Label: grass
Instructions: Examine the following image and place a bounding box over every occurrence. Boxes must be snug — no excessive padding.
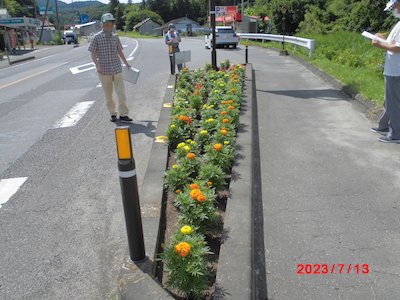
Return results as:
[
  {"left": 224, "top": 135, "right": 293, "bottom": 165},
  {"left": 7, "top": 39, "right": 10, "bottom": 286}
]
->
[{"left": 245, "top": 31, "right": 385, "bottom": 106}]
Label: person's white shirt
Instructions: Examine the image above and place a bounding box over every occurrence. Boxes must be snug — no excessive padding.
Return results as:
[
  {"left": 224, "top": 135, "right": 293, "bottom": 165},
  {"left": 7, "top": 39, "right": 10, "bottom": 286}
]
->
[{"left": 384, "top": 21, "right": 400, "bottom": 76}]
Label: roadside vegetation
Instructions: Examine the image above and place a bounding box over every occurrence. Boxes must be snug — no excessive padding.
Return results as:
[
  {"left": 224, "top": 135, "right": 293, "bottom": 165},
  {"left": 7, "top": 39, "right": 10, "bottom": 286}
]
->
[{"left": 246, "top": 31, "right": 385, "bottom": 105}]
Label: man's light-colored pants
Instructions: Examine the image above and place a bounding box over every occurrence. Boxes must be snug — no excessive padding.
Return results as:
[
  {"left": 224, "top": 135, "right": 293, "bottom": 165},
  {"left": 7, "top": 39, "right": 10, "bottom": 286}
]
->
[{"left": 98, "top": 72, "right": 129, "bottom": 116}]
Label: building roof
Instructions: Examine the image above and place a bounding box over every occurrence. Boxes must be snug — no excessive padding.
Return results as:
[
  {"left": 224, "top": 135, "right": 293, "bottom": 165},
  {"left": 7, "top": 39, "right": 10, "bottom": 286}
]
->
[
  {"left": 133, "top": 18, "right": 160, "bottom": 30},
  {"left": 157, "top": 17, "right": 200, "bottom": 30}
]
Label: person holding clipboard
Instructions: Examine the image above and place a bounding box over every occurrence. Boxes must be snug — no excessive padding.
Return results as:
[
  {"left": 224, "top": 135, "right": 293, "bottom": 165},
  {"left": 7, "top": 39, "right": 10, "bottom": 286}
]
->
[
  {"left": 369, "top": 0, "right": 400, "bottom": 143},
  {"left": 165, "top": 23, "right": 183, "bottom": 72}
]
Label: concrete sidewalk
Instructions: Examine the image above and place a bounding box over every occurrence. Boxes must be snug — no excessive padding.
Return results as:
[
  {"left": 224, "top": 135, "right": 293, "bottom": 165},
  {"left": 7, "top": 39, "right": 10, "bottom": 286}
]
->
[{"left": 251, "top": 48, "right": 400, "bottom": 299}]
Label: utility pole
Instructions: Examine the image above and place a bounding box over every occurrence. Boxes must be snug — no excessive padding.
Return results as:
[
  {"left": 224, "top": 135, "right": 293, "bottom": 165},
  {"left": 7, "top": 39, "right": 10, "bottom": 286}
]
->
[
  {"left": 210, "top": 0, "right": 217, "bottom": 70},
  {"left": 39, "top": 0, "right": 50, "bottom": 43},
  {"left": 54, "top": 0, "right": 61, "bottom": 40}
]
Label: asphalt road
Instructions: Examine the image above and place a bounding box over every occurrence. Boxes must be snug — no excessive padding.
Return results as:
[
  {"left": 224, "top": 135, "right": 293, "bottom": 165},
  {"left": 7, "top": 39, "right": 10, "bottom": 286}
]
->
[{"left": 0, "top": 37, "right": 245, "bottom": 299}]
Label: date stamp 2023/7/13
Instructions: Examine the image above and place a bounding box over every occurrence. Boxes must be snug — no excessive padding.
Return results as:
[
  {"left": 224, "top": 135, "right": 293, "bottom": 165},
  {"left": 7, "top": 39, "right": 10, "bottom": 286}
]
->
[{"left": 297, "top": 263, "right": 369, "bottom": 275}]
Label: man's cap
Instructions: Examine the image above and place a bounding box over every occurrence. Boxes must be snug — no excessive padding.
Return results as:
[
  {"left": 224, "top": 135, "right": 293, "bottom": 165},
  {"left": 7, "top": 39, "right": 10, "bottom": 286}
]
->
[
  {"left": 101, "top": 13, "right": 115, "bottom": 23},
  {"left": 168, "top": 23, "right": 176, "bottom": 29},
  {"left": 384, "top": 0, "right": 399, "bottom": 11}
]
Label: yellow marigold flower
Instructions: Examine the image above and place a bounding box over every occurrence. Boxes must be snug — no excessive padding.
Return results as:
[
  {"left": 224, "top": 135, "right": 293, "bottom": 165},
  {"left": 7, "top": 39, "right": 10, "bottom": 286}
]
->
[
  {"left": 172, "top": 164, "right": 178, "bottom": 169},
  {"left": 200, "top": 130, "right": 208, "bottom": 135},
  {"left": 190, "top": 189, "right": 202, "bottom": 200},
  {"left": 187, "top": 152, "right": 196, "bottom": 159},
  {"left": 213, "top": 143, "right": 223, "bottom": 151},
  {"left": 207, "top": 181, "right": 213, "bottom": 186},
  {"left": 186, "top": 139, "right": 192, "bottom": 143},
  {"left": 180, "top": 226, "right": 192, "bottom": 235},
  {"left": 190, "top": 141, "right": 196, "bottom": 145},
  {"left": 224, "top": 141, "right": 230, "bottom": 145},
  {"left": 170, "top": 124, "right": 176, "bottom": 129},
  {"left": 175, "top": 242, "right": 191, "bottom": 257},
  {"left": 206, "top": 118, "right": 214, "bottom": 123},
  {"left": 177, "top": 142, "right": 186, "bottom": 149},
  {"left": 184, "top": 145, "right": 191, "bottom": 152}
]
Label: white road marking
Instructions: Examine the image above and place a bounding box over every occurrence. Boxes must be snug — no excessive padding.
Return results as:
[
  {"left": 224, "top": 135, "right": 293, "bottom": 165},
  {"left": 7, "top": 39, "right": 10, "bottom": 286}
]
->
[
  {"left": 69, "top": 62, "right": 96, "bottom": 75},
  {"left": 123, "top": 44, "right": 128, "bottom": 48},
  {"left": 127, "top": 57, "right": 134, "bottom": 61},
  {"left": 167, "top": 85, "right": 174, "bottom": 89},
  {"left": 0, "top": 177, "right": 28, "bottom": 209},
  {"left": 96, "top": 83, "right": 102, "bottom": 88},
  {"left": 53, "top": 101, "right": 95, "bottom": 128},
  {"left": 129, "top": 39, "right": 139, "bottom": 58},
  {"left": 0, "top": 62, "right": 68, "bottom": 90}
]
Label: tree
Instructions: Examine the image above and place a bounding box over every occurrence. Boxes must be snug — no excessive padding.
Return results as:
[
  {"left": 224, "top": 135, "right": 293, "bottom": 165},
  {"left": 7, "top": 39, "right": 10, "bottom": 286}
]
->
[
  {"left": 115, "top": 4, "right": 125, "bottom": 30},
  {"left": 109, "top": 0, "right": 119, "bottom": 17},
  {"left": 125, "top": 5, "right": 164, "bottom": 31}
]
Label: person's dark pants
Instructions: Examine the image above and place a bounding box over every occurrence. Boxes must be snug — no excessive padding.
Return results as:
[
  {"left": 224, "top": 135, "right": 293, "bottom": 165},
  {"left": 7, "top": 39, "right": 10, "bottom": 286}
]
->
[{"left": 384, "top": 75, "right": 400, "bottom": 139}]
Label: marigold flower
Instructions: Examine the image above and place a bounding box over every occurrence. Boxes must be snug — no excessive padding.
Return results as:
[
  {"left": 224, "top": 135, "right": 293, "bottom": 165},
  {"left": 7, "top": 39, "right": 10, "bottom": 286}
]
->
[
  {"left": 190, "top": 183, "right": 199, "bottom": 189},
  {"left": 170, "top": 124, "right": 176, "bottom": 129},
  {"left": 221, "top": 129, "right": 228, "bottom": 136},
  {"left": 207, "top": 181, "right": 213, "bottom": 186},
  {"left": 172, "top": 164, "right": 178, "bottom": 169},
  {"left": 187, "top": 152, "right": 196, "bottom": 159},
  {"left": 184, "top": 146, "right": 191, "bottom": 152},
  {"left": 175, "top": 189, "right": 182, "bottom": 194},
  {"left": 190, "top": 189, "right": 202, "bottom": 199},
  {"left": 200, "top": 130, "right": 208, "bottom": 135},
  {"left": 196, "top": 194, "right": 206, "bottom": 203},
  {"left": 228, "top": 105, "right": 235, "bottom": 110},
  {"left": 180, "top": 226, "right": 192, "bottom": 235},
  {"left": 175, "top": 242, "right": 191, "bottom": 257},
  {"left": 224, "top": 141, "right": 230, "bottom": 145},
  {"left": 179, "top": 115, "right": 187, "bottom": 122},
  {"left": 222, "top": 118, "right": 230, "bottom": 124},
  {"left": 187, "top": 117, "right": 192, "bottom": 124},
  {"left": 231, "top": 88, "right": 237, "bottom": 93},
  {"left": 177, "top": 142, "right": 186, "bottom": 149},
  {"left": 190, "top": 141, "right": 196, "bottom": 145},
  {"left": 206, "top": 118, "right": 214, "bottom": 123},
  {"left": 213, "top": 143, "right": 223, "bottom": 151},
  {"left": 220, "top": 111, "right": 227, "bottom": 115}
]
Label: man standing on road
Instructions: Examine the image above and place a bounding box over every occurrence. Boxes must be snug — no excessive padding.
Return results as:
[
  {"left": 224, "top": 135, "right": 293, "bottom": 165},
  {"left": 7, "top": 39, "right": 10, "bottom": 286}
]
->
[
  {"left": 89, "top": 13, "right": 132, "bottom": 123},
  {"left": 371, "top": 0, "right": 400, "bottom": 143},
  {"left": 165, "top": 23, "right": 182, "bottom": 72}
]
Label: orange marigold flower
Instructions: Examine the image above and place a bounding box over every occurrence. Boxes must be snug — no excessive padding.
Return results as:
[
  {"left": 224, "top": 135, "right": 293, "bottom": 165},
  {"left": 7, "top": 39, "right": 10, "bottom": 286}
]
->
[
  {"left": 231, "top": 88, "right": 236, "bottom": 93},
  {"left": 196, "top": 194, "right": 206, "bottom": 203},
  {"left": 220, "top": 111, "right": 227, "bottom": 115},
  {"left": 190, "top": 183, "right": 199, "bottom": 190},
  {"left": 221, "top": 129, "right": 228, "bottom": 136},
  {"left": 175, "top": 242, "right": 191, "bottom": 257},
  {"left": 176, "top": 189, "right": 182, "bottom": 194},
  {"left": 179, "top": 115, "right": 187, "bottom": 122},
  {"left": 190, "top": 189, "right": 202, "bottom": 199},
  {"left": 187, "top": 153, "right": 196, "bottom": 159},
  {"left": 222, "top": 118, "right": 230, "bottom": 124},
  {"left": 213, "top": 143, "right": 223, "bottom": 151},
  {"left": 228, "top": 105, "right": 235, "bottom": 110}
]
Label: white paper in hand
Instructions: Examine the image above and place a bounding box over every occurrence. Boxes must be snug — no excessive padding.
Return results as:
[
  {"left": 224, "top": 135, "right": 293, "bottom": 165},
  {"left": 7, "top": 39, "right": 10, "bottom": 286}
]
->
[
  {"left": 362, "top": 31, "right": 387, "bottom": 44},
  {"left": 122, "top": 65, "right": 140, "bottom": 84}
]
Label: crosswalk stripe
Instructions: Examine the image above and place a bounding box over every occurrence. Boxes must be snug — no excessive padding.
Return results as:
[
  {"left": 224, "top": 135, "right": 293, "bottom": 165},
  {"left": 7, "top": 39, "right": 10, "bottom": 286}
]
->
[
  {"left": 0, "top": 177, "right": 28, "bottom": 209},
  {"left": 53, "top": 101, "right": 95, "bottom": 128}
]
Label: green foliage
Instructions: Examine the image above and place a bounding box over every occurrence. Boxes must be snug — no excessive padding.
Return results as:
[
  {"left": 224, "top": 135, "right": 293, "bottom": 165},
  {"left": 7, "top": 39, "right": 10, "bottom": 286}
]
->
[
  {"left": 198, "top": 163, "right": 226, "bottom": 190},
  {"left": 162, "top": 227, "right": 211, "bottom": 299},
  {"left": 5, "top": 0, "right": 38, "bottom": 17},
  {"left": 124, "top": 5, "right": 164, "bottom": 31}
]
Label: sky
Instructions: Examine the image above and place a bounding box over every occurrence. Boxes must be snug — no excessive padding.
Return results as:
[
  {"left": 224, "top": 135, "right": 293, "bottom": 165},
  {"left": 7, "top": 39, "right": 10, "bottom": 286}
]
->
[{"left": 61, "top": 0, "right": 142, "bottom": 4}]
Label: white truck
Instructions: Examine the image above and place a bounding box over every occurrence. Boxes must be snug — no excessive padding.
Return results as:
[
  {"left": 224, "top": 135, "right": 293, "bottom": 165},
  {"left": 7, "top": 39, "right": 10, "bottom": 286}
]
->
[{"left": 205, "top": 26, "right": 239, "bottom": 49}]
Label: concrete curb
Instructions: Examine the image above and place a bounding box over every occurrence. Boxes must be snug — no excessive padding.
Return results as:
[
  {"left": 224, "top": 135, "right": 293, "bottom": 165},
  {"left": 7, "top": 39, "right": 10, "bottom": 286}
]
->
[
  {"left": 9, "top": 56, "right": 35, "bottom": 65},
  {"left": 215, "top": 64, "right": 266, "bottom": 299},
  {"left": 117, "top": 75, "right": 176, "bottom": 300}
]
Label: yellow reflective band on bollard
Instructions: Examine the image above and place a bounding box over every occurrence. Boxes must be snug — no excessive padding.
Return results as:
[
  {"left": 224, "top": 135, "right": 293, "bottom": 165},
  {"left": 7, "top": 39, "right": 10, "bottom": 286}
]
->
[
  {"left": 163, "top": 103, "right": 172, "bottom": 108},
  {"left": 115, "top": 127, "right": 132, "bottom": 160},
  {"left": 155, "top": 136, "right": 168, "bottom": 143}
]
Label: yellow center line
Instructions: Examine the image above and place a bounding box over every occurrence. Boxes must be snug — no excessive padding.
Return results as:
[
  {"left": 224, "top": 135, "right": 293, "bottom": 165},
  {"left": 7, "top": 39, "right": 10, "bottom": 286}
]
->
[{"left": 0, "top": 62, "right": 69, "bottom": 90}]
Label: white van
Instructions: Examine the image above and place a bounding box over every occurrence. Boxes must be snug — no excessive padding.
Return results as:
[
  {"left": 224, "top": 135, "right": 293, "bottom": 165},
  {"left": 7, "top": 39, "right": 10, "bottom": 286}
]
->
[{"left": 205, "top": 26, "right": 239, "bottom": 49}]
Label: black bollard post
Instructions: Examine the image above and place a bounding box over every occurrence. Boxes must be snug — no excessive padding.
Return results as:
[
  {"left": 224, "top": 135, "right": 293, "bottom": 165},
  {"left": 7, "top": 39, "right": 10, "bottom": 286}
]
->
[
  {"left": 245, "top": 44, "right": 248, "bottom": 64},
  {"left": 115, "top": 126, "right": 146, "bottom": 262},
  {"left": 169, "top": 46, "right": 175, "bottom": 75}
]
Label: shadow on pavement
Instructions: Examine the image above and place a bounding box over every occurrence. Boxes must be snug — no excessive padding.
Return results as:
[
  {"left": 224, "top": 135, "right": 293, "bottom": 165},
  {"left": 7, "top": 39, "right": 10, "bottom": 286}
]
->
[{"left": 257, "top": 88, "right": 346, "bottom": 101}]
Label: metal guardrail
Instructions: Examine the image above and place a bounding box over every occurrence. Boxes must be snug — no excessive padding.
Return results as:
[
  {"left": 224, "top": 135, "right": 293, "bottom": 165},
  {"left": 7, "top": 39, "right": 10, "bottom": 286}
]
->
[{"left": 237, "top": 33, "right": 316, "bottom": 57}]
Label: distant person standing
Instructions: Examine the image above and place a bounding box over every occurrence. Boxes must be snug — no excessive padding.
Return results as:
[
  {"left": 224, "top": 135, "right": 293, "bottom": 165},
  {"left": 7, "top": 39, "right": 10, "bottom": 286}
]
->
[
  {"left": 165, "top": 23, "right": 182, "bottom": 72},
  {"left": 371, "top": 0, "right": 400, "bottom": 143},
  {"left": 89, "top": 13, "right": 132, "bottom": 123},
  {"left": 28, "top": 31, "right": 35, "bottom": 49}
]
